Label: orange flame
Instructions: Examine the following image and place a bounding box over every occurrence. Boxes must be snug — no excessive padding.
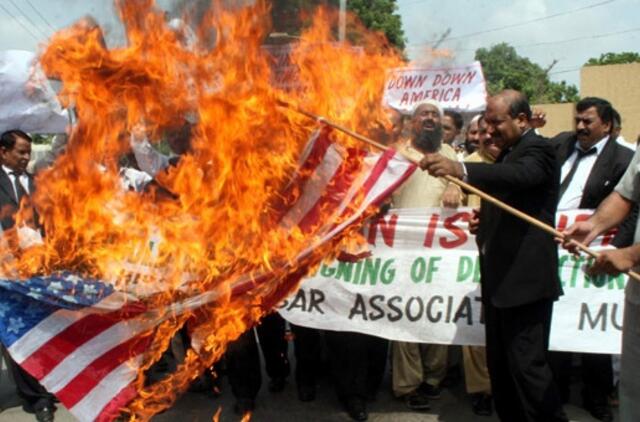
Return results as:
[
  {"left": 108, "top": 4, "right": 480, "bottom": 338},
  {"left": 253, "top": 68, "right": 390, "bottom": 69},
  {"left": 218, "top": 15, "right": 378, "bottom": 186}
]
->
[{"left": 7, "top": 0, "right": 405, "bottom": 419}]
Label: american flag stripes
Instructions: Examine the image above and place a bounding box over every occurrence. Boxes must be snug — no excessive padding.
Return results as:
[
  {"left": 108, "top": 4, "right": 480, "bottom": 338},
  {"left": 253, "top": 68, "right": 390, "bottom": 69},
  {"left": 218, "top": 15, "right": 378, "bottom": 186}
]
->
[{"left": 0, "top": 131, "right": 416, "bottom": 421}]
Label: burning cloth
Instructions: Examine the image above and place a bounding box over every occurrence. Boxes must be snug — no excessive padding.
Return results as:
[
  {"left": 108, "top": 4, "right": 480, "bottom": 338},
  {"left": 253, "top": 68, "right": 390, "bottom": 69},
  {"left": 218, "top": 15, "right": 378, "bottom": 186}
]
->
[
  {"left": 0, "top": 130, "right": 415, "bottom": 421},
  {"left": 0, "top": 0, "right": 409, "bottom": 419}
]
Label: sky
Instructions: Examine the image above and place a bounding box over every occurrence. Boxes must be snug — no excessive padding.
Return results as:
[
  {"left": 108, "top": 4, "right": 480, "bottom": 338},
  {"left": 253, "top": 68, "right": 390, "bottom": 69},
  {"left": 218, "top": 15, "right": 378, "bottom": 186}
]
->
[
  {"left": 0, "top": 0, "right": 637, "bottom": 92},
  {"left": 398, "top": 0, "right": 640, "bottom": 88}
]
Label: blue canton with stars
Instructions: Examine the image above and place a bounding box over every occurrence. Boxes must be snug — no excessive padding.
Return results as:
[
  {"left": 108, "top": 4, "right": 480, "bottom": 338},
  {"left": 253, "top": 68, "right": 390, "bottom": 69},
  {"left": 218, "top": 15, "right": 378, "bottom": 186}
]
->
[{"left": 0, "top": 272, "right": 115, "bottom": 347}]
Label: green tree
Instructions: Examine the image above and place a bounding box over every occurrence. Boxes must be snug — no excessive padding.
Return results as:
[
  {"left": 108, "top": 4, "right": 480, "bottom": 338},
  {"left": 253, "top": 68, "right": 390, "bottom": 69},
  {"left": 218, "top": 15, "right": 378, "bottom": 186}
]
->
[
  {"left": 271, "top": 0, "right": 405, "bottom": 49},
  {"left": 475, "top": 43, "right": 578, "bottom": 104},
  {"left": 586, "top": 51, "right": 640, "bottom": 66}
]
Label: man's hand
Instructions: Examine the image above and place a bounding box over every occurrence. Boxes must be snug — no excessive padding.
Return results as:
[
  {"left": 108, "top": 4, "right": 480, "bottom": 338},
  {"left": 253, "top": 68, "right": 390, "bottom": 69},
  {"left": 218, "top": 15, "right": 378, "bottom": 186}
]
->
[
  {"left": 559, "top": 221, "right": 598, "bottom": 254},
  {"left": 531, "top": 108, "right": 547, "bottom": 129},
  {"left": 469, "top": 208, "right": 480, "bottom": 235},
  {"left": 420, "top": 153, "right": 464, "bottom": 179},
  {"left": 442, "top": 184, "right": 462, "bottom": 208},
  {"left": 587, "top": 248, "right": 635, "bottom": 276}
]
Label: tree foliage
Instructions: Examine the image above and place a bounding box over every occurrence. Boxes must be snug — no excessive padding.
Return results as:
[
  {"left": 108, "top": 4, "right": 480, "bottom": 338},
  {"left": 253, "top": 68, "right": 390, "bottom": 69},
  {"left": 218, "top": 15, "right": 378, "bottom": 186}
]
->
[
  {"left": 271, "top": 0, "right": 405, "bottom": 49},
  {"left": 586, "top": 51, "right": 640, "bottom": 66},
  {"left": 475, "top": 43, "right": 578, "bottom": 104}
]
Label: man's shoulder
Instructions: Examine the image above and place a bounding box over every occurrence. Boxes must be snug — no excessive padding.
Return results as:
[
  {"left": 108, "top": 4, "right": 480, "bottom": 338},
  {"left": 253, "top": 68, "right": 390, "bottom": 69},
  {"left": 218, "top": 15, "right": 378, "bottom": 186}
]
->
[
  {"left": 439, "top": 143, "right": 458, "bottom": 160},
  {"left": 515, "top": 130, "right": 555, "bottom": 154},
  {"left": 611, "top": 136, "right": 636, "bottom": 155},
  {"left": 465, "top": 151, "right": 483, "bottom": 163}
]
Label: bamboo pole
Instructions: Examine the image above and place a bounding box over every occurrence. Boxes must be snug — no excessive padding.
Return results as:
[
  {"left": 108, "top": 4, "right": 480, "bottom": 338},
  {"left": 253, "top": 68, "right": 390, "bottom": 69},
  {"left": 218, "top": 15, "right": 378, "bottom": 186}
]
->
[{"left": 279, "top": 100, "right": 640, "bottom": 283}]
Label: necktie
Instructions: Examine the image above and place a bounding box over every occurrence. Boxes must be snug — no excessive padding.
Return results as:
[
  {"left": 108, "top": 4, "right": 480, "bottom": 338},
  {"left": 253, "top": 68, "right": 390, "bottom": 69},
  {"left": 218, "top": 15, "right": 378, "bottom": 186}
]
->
[
  {"left": 10, "top": 171, "right": 28, "bottom": 204},
  {"left": 559, "top": 147, "right": 597, "bottom": 198}
]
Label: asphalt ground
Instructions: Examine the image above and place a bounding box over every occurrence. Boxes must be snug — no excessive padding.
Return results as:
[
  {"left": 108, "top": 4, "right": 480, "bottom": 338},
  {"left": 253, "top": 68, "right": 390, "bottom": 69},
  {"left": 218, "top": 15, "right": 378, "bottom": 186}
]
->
[{"left": 0, "top": 350, "right": 615, "bottom": 422}]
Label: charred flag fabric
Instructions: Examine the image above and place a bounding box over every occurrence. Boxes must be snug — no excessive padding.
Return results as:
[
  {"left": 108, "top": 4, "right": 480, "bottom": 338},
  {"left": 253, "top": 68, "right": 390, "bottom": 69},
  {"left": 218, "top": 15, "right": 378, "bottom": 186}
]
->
[{"left": 0, "top": 132, "right": 416, "bottom": 421}]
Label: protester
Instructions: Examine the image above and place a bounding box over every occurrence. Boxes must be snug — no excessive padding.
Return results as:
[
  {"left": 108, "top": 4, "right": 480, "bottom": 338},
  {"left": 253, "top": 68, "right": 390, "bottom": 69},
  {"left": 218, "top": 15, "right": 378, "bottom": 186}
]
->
[
  {"left": 460, "top": 114, "right": 498, "bottom": 417},
  {"left": 226, "top": 313, "right": 291, "bottom": 414},
  {"left": 289, "top": 324, "right": 322, "bottom": 402},
  {"left": 325, "top": 330, "right": 388, "bottom": 421},
  {"left": 549, "top": 97, "right": 636, "bottom": 422},
  {"left": 562, "top": 143, "right": 640, "bottom": 422},
  {"left": 463, "top": 114, "right": 482, "bottom": 156},
  {"left": 0, "top": 130, "right": 55, "bottom": 422},
  {"left": 612, "top": 108, "right": 627, "bottom": 143},
  {"left": 442, "top": 109, "right": 463, "bottom": 148},
  {"left": 390, "top": 99, "right": 461, "bottom": 411},
  {"left": 420, "top": 90, "right": 566, "bottom": 422}
]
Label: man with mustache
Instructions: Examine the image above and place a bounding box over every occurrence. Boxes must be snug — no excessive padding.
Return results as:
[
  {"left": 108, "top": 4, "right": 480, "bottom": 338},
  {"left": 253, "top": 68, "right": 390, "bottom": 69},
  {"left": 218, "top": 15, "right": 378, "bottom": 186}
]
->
[
  {"left": 391, "top": 99, "right": 461, "bottom": 411},
  {"left": 420, "top": 90, "right": 566, "bottom": 421},
  {"left": 549, "top": 97, "right": 636, "bottom": 422}
]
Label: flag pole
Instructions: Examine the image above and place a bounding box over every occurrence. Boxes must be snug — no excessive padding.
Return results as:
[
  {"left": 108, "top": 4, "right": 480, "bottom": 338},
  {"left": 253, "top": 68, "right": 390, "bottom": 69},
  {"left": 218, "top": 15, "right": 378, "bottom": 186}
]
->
[{"left": 277, "top": 100, "right": 640, "bottom": 283}]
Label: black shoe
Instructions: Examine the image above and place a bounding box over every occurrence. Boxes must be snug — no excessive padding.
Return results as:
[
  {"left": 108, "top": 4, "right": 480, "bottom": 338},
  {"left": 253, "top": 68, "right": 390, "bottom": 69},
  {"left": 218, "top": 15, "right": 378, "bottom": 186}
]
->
[
  {"left": 233, "top": 398, "right": 255, "bottom": 415},
  {"left": 418, "top": 382, "right": 441, "bottom": 399},
  {"left": 297, "top": 384, "right": 316, "bottom": 402},
  {"left": 404, "top": 390, "right": 431, "bottom": 411},
  {"left": 585, "top": 403, "right": 613, "bottom": 422},
  {"left": 471, "top": 393, "right": 493, "bottom": 417},
  {"left": 35, "top": 406, "right": 55, "bottom": 422},
  {"left": 345, "top": 397, "right": 368, "bottom": 421},
  {"left": 268, "top": 377, "right": 286, "bottom": 393}
]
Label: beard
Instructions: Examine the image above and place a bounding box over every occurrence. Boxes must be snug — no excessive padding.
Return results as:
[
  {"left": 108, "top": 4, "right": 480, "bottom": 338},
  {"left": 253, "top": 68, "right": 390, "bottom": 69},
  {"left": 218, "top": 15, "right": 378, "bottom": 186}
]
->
[{"left": 413, "top": 126, "right": 443, "bottom": 153}]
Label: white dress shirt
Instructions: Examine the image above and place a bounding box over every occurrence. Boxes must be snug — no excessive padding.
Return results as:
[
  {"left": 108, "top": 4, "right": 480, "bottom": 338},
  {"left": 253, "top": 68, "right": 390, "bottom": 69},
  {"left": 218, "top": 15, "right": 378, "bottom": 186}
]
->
[
  {"left": 2, "top": 164, "right": 29, "bottom": 200},
  {"left": 557, "top": 136, "right": 608, "bottom": 210}
]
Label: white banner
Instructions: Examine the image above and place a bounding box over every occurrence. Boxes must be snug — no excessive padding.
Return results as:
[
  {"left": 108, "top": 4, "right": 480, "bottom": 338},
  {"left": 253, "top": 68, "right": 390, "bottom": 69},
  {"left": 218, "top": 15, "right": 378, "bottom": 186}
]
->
[
  {"left": 0, "top": 50, "right": 68, "bottom": 134},
  {"left": 382, "top": 62, "right": 487, "bottom": 113},
  {"left": 279, "top": 208, "right": 625, "bottom": 355}
]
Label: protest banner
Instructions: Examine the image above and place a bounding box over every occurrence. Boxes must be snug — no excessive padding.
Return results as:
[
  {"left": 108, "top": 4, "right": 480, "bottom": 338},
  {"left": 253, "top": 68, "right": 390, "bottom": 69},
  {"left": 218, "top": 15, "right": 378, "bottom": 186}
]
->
[
  {"left": 0, "top": 50, "right": 68, "bottom": 134},
  {"left": 279, "top": 207, "right": 625, "bottom": 355},
  {"left": 382, "top": 62, "right": 487, "bottom": 113}
]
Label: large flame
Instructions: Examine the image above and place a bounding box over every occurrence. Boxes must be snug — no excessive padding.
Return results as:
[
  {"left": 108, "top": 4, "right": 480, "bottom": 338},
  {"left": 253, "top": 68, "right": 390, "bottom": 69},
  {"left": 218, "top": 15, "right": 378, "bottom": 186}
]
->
[{"left": 8, "top": 0, "right": 404, "bottom": 419}]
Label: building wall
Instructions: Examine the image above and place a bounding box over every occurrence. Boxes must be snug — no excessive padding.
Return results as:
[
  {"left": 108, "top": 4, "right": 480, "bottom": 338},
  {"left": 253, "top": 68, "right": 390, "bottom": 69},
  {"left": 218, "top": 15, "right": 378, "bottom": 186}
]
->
[
  {"left": 533, "top": 102, "right": 575, "bottom": 139},
  {"left": 581, "top": 63, "right": 640, "bottom": 144}
]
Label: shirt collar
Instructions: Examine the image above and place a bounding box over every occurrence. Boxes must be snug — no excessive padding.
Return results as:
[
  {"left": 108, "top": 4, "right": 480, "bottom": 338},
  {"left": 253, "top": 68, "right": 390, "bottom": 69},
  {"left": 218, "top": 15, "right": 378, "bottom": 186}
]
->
[
  {"left": 576, "top": 135, "right": 609, "bottom": 155},
  {"left": 2, "top": 165, "right": 17, "bottom": 176}
]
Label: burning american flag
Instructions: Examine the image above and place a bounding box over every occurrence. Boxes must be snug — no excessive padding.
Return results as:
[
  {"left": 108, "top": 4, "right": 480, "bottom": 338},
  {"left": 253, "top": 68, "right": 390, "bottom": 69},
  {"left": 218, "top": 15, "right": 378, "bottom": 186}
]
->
[{"left": 0, "top": 1, "right": 410, "bottom": 420}]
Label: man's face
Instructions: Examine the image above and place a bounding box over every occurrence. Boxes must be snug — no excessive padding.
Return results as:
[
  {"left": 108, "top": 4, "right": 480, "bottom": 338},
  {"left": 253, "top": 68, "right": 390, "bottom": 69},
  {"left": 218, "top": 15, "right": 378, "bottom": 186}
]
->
[
  {"left": 478, "top": 118, "right": 501, "bottom": 160},
  {"left": 411, "top": 104, "right": 443, "bottom": 152},
  {"left": 575, "top": 106, "right": 610, "bottom": 145},
  {"left": 465, "top": 119, "right": 480, "bottom": 153},
  {"left": 1, "top": 137, "right": 31, "bottom": 173},
  {"left": 484, "top": 98, "right": 523, "bottom": 150},
  {"left": 441, "top": 115, "right": 459, "bottom": 145}
]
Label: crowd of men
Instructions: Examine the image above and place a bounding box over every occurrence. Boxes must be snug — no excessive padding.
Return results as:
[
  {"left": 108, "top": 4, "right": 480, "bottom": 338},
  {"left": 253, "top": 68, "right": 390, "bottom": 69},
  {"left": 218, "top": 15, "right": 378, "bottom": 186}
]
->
[{"left": 0, "top": 88, "right": 639, "bottom": 422}]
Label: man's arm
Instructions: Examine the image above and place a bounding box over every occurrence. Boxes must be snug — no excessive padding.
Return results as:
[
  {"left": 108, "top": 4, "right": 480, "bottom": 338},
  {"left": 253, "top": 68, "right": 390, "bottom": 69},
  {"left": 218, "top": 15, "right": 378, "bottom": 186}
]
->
[
  {"left": 420, "top": 141, "right": 556, "bottom": 193},
  {"left": 563, "top": 191, "right": 635, "bottom": 248},
  {"left": 463, "top": 141, "right": 556, "bottom": 192}
]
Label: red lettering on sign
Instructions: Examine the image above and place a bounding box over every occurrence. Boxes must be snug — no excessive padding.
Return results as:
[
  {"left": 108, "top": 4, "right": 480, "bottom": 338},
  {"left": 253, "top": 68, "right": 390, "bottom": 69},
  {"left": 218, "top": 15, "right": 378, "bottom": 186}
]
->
[
  {"left": 556, "top": 214, "right": 569, "bottom": 232},
  {"left": 440, "top": 212, "right": 470, "bottom": 248},
  {"left": 367, "top": 214, "right": 399, "bottom": 247},
  {"left": 423, "top": 213, "right": 440, "bottom": 247}
]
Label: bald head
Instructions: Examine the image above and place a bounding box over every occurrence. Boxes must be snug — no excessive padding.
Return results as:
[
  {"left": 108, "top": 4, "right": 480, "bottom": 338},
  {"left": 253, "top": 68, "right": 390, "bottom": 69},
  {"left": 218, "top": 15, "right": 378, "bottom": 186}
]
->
[{"left": 491, "top": 90, "right": 532, "bottom": 121}]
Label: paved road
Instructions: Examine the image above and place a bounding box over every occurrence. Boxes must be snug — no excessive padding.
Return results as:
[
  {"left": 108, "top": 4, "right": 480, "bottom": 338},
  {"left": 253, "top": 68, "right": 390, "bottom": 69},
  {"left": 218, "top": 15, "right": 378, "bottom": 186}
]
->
[{"left": 0, "top": 364, "right": 613, "bottom": 422}]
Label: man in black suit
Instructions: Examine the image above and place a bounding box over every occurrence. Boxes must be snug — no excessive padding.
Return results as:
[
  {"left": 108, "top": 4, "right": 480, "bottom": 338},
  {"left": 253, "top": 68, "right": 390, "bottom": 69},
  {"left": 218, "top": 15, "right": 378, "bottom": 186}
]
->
[
  {"left": 0, "top": 130, "right": 36, "bottom": 230},
  {"left": 549, "top": 98, "right": 635, "bottom": 422},
  {"left": 0, "top": 130, "right": 56, "bottom": 422},
  {"left": 420, "top": 90, "right": 566, "bottom": 421}
]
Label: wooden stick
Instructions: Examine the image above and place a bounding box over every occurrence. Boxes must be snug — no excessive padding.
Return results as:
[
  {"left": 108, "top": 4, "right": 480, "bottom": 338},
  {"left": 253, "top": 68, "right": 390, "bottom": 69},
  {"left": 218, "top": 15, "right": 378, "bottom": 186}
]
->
[{"left": 278, "top": 100, "right": 640, "bottom": 283}]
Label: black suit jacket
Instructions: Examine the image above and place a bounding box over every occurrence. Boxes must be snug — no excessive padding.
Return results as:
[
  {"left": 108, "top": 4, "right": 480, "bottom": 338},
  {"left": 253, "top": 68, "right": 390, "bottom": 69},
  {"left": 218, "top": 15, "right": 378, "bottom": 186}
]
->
[
  {"left": 0, "top": 167, "right": 36, "bottom": 230},
  {"left": 466, "top": 130, "right": 562, "bottom": 308},
  {"left": 552, "top": 131, "right": 637, "bottom": 247}
]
